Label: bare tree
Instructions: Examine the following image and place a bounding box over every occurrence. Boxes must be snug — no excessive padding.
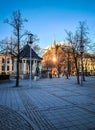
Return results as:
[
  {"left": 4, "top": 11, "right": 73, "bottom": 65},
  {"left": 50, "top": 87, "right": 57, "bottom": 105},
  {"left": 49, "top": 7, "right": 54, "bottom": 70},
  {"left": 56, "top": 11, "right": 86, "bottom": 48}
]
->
[
  {"left": 0, "top": 36, "right": 18, "bottom": 54},
  {"left": 65, "top": 31, "right": 80, "bottom": 84},
  {"left": 65, "top": 21, "right": 90, "bottom": 85},
  {"left": 4, "top": 10, "right": 28, "bottom": 87},
  {"left": 77, "top": 21, "right": 90, "bottom": 82},
  {"left": 32, "top": 35, "right": 42, "bottom": 56}
]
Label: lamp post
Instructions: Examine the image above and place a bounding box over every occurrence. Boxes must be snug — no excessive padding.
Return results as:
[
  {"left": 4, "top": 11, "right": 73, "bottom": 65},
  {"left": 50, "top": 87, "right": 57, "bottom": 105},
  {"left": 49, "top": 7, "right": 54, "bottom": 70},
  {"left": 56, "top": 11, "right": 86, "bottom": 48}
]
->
[
  {"left": 28, "top": 33, "right": 33, "bottom": 87},
  {"left": 80, "top": 44, "right": 84, "bottom": 86}
]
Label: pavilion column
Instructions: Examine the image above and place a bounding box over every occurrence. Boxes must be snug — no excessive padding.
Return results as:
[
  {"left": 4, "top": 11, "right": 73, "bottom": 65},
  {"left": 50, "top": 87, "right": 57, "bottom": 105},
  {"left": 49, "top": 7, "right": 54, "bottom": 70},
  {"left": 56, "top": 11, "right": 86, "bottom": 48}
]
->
[
  {"left": 10, "top": 58, "right": 12, "bottom": 74},
  {"left": 23, "top": 59, "right": 27, "bottom": 74},
  {"left": 32, "top": 60, "right": 37, "bottom": 74},
  {"left": 14, "top": 59, "right": 17, "bottom": 74}
]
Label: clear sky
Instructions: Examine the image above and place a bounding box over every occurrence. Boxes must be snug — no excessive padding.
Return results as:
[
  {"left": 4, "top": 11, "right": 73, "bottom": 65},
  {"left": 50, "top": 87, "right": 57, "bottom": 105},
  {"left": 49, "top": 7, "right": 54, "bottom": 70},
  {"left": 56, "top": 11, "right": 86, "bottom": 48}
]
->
[{"left": 0, "top": 0, "right": 95, "bottom": 48}]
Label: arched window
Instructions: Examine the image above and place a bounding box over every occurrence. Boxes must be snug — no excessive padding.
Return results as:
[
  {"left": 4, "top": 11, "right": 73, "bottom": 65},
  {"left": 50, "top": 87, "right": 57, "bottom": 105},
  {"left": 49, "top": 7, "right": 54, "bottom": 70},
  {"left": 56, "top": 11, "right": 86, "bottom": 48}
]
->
[
  {"left": 7, "top": 66, "right": 10, "bottom": 71},
  {"left": 2, "top": 65, "right": 5, "bottom": 71},
  {"left": 2, "top": 58, "right": 5, "bottom": 63}
]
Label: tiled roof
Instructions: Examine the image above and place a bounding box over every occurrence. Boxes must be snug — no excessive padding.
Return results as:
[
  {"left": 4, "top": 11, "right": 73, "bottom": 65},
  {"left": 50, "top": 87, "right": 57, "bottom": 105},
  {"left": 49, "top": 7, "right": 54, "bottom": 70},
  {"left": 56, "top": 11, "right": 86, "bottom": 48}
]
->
[{"left": 19, "top": 44, "right": 42, "bottom": 60}]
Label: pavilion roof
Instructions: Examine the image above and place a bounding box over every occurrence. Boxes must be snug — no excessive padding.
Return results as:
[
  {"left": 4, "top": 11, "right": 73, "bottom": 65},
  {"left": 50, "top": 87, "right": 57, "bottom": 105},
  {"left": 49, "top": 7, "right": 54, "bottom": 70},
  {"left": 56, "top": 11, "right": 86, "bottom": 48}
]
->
[{"left": 19, "top": 44, "right": 42, "bottom": 60}]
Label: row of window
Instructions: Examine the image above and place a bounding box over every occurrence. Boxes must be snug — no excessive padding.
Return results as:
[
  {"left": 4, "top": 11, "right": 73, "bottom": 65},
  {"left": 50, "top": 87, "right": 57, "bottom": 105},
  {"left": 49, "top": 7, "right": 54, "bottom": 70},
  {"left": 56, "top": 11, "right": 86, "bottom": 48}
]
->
[
  {"left": 1, "top": 66, "right": 13, "bottom": 71},
  {"left": 2, "top": 58, "right": 10, "bottom": 64},
  {"left": 2, "top": 66, "right": 10, "bottom": 71},
  {"left": 1, "top": 59, "right": 37, "bottom": 64}
]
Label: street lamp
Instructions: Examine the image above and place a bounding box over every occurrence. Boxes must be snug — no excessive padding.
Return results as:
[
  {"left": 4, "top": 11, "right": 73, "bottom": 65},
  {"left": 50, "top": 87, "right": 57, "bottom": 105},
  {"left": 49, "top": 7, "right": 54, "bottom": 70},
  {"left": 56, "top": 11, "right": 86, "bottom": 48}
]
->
[
  {"left": 28, "top": 33, "right": 33, "bottom": 87},
  {"left": 80, "top": 44, "right": 84, "bottom": 86}
]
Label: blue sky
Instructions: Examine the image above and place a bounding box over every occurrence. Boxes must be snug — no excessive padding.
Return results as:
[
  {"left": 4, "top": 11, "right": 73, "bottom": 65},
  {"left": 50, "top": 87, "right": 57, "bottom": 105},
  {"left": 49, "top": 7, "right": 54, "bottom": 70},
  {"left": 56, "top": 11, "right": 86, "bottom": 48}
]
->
[{"left": 0, "top": 0, "right": 95, "bottom": 48}]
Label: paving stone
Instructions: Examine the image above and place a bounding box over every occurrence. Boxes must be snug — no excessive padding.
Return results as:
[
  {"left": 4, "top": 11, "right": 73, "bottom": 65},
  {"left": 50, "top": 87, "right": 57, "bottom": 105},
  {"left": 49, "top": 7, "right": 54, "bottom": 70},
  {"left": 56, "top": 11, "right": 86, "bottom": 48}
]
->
[
  {"left": 0, "top": 76, "right": 95, "bottom": 130},
  {"left": 0, "top": 105, "right": 33, "bottom": 130}
]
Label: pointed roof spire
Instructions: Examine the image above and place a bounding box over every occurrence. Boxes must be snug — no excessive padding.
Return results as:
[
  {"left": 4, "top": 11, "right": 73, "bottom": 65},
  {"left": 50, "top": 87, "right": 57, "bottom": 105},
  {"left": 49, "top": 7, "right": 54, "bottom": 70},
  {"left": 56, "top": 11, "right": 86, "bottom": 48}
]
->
[
  {"left": 53, "top": 33, "right": 57, "bottom": 48},
  {"left": 53, "top": 40, "right": 57, "bottom": 48}
]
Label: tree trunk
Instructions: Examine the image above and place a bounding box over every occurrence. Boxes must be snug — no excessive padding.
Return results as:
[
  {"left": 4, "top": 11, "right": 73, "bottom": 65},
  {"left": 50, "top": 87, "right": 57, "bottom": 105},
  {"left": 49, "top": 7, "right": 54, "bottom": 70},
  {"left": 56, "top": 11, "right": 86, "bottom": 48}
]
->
[
  {"left": 73, "top": 50, "right": 80, "bottom": 84},
  {"left": 76, "top": 68, "right": 80, "bottom": 84},
  {"left": 67, "top": 50, "right": 70, "bottom": 78},
  {"left": 81, "top": 54, "right": 85, "bottom": 81},
  {"left": 82, "top": 65, "right": 85, "bottom": 81}
]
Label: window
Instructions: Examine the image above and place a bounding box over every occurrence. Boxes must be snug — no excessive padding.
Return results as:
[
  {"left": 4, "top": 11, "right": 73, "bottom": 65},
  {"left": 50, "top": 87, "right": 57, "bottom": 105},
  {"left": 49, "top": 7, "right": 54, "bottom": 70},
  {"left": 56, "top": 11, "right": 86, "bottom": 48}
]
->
[
  {"left": 7, "top": 58, "right": 10, "bottom": 64},
  {"left": 7, "top": 66, "right": 10, "bottom": 71},
  {"left": 2, "top": 58, "right": 5, "bottom": 63},
  {"left": 2, "top": 66, "right": 5, "bottom": 71}
]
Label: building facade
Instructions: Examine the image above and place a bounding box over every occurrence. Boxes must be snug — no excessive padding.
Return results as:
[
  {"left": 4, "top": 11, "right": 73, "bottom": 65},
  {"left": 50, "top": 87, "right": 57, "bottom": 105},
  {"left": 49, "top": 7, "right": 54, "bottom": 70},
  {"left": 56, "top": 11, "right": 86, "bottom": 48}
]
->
[
  {"left": 0, "top": 54, "right": 13, "bottom": 74},
  {"left": 0, "top": 44, "right": 42, "bottom": 78},
  {"left": 42, "top": 41, "right": 95, "bottom": 76}
]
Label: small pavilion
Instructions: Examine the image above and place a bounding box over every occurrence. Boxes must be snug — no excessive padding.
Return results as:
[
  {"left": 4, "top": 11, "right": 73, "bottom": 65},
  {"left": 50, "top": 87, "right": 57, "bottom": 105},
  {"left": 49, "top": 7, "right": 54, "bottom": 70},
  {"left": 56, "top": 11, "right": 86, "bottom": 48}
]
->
[{"left": 13, "top": 44, "right": 42, "bottom": 79}]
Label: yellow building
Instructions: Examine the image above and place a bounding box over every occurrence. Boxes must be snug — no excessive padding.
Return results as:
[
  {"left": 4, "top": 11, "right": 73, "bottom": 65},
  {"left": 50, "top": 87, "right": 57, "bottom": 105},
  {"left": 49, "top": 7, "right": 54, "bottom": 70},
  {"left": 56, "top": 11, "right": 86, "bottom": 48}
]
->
[
  {"left": 0, "top": 53, "right": 13, "bottom": 75},
  {"left": 83, "top": 53, "right": 95, "bottom": 75}
]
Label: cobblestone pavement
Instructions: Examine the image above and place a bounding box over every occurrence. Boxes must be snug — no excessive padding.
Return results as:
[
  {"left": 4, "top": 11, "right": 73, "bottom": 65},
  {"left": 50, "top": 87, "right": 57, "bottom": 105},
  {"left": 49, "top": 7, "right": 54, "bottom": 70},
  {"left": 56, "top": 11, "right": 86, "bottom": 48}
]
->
[
  {"left": 0, "top": 76, "right": 95, "bottom": 130},
  {"left": 0, "top": 105, "right": 33, "bottom": 130}
]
